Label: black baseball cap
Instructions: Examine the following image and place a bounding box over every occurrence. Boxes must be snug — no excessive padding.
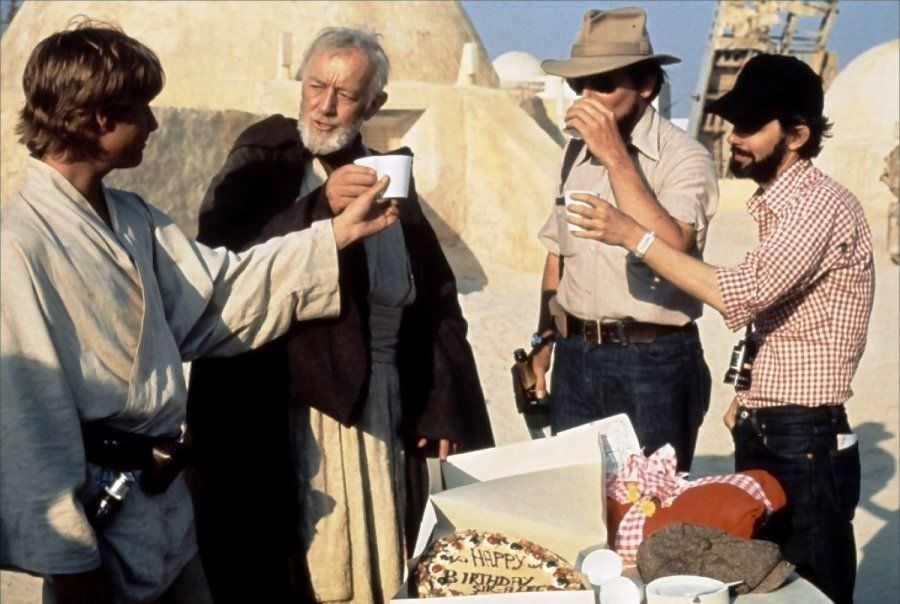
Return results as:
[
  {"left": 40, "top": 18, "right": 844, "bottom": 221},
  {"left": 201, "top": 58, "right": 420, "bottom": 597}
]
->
[{"left": 706, "top": 53, "right": 824, "bottom": 131}]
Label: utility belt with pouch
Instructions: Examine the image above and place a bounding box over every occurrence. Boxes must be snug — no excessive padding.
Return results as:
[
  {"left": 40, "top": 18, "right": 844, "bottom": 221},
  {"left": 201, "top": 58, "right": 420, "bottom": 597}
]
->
[{"left": 82, "top": 422, "right": 191, "bottom": 495}]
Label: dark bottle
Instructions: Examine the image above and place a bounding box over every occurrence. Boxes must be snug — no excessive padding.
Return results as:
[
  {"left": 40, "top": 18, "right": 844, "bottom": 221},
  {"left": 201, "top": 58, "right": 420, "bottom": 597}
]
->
[{"left": 90, "top": 472, "right": 134, "bottom": 528}]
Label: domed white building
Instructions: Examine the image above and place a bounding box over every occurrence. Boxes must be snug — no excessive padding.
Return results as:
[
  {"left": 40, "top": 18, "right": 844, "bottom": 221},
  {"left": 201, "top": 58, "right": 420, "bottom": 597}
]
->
[
  {"left": 1, "top": 1, "right": 561, "bottom": 273},
  {"left": 816, "top": 38, "right": 899, "bottom": 218},
  {"left": 493, "top": 50, "right": 575, "bottom": 135},
  {"left": 493, "top": 51, "right": 545, "bottom": 83}
]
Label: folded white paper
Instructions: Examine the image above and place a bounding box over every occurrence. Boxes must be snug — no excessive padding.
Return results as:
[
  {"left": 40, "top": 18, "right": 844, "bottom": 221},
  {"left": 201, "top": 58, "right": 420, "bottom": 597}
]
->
[
  {"left": 442, "top": 428, "right": 605, "bottom": 490},
  {"left": 429, "top": 462, "right": 607, "bottom": 565}
]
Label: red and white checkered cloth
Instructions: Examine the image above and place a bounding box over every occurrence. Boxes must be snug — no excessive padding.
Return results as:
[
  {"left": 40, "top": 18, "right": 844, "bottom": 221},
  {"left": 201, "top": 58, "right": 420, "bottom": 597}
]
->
[
  {"left": 715, "top": 159, "right": 874, "bottom": 408},
  {"left": 607, "top": 446, "right": 776, "bottom": 563}
]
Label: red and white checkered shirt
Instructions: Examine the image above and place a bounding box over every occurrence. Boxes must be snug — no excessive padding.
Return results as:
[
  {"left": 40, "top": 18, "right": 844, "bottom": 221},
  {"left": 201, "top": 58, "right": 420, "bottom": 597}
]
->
[{"left": 716, "top": 160, "right": 875, "bottom": 408}]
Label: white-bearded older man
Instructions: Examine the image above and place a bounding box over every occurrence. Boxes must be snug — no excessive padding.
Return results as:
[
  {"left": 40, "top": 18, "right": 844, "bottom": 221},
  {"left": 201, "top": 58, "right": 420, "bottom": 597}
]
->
[{"left": 187, "top": 28, "right": 493, "bottom": 604}]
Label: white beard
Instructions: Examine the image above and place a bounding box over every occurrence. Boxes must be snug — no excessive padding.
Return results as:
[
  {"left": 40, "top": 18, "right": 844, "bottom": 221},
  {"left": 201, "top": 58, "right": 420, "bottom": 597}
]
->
[{"left": 298, "top": 115, "right": 364, "bottom": 155}]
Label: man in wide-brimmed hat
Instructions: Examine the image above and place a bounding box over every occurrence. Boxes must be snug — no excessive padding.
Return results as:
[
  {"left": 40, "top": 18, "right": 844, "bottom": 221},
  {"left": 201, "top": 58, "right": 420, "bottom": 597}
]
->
[
  {"left": 531, "top": 7, "right": 718, "bottom": 471},
  {"left": 569, "top": 53, "right": 873, "bottom": 604}
]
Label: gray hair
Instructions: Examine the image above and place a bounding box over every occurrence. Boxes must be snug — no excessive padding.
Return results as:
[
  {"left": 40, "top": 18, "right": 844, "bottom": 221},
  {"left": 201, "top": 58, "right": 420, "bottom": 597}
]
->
[{"left": 299, "top": 27, "right": 390, "bottom": 106}]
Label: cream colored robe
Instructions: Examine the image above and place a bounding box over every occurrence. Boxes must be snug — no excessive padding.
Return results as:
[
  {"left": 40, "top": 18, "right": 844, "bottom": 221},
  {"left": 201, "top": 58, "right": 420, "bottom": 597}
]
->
[
  {"left": 293, "top": 158, "right": 413, "bottom": 604},
  {"left": 0, "top": 158, "right": 340, "bottom": 601}
]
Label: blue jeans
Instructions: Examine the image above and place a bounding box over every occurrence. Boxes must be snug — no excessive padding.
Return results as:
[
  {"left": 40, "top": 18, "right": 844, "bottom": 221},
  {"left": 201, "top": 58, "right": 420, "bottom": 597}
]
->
[
  {"left": 549, "top": 324, "right": 711, "bottom": 471},
  {"left": 733, "top": 405, "right": 860, "bottom": 604}
]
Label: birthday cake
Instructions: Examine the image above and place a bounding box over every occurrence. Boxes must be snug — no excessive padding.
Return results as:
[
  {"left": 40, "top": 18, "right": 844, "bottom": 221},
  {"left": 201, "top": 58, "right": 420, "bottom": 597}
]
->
[{"left": 415, "top": 529, "right": 590, "bottom": 597}]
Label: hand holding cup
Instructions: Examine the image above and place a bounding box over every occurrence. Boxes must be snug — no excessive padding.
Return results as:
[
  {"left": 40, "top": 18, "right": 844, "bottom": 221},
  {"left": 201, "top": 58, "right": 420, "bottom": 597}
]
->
[
  {"left": 566, "top": 193, "right": 643, "bottom": 248},
  {"left": 325, "top": 164, "right": 378, "bottom": 215},
  {"left": 331, "top": 176, "right": 400, "bottom": 249}
]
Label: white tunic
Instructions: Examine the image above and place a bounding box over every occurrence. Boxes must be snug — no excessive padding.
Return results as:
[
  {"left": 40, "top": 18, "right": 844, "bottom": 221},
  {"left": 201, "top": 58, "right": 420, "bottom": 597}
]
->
[{"left": 0, "top": 158, "right": 341, "bottom": 601}]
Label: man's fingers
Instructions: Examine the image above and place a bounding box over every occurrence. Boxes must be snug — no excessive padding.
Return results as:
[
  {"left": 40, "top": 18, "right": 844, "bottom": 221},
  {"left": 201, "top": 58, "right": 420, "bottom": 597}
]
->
[
  {"left": 335, "top": 164, "right": 377, "bottom": 178},
  {"left": 570, "top": 193, "right": 601, "bottom": 208},
  {"left": 336, "top": 171, "right": 379, "bottom": 186},
  {"left": 335, "top": 185, "right": 376, "bottom": 200},
  {"left": 357, "top": 175, "right": 390, "bottom": 205},
  {"left": 576, "top": 96, "right": 617, "bottom": 120},
  {"left": 567, "top": 215, "right": 595, "bottom": 233},
  {"left": 534, "top": 370, "right": 547, "bottom": 398},
  {"left": 567, "top": 102, "right": 614, "bottom": 130},
  {"left": 723, "top": 397, "right": 740, "bottom": 430},
  {"left": 438, "top": 439, "right": 451, "bottom": 461},
  {"left": 416, "top": 438, "right": 455, "bottom": 460}
]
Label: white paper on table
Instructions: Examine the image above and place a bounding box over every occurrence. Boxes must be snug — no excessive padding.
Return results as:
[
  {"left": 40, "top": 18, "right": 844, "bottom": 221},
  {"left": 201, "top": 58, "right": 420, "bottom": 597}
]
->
[
  {"left": 560, "top": 413, "right": 641, "bottom": 474},
  {"left": 442, "top": 428, "right": 604, "bottom": 490}
]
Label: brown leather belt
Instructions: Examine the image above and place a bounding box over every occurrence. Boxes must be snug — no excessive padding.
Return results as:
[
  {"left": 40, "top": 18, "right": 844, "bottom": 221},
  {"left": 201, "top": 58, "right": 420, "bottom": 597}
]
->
[{"left": 565, "top": 314, "right": 692, "bottom": 345}]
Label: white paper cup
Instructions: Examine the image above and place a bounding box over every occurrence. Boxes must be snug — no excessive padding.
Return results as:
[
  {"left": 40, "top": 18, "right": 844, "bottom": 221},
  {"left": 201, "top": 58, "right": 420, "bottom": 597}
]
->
[
  {"left": 353, "top": 154, "right": 412, "bottom": 199},
  {"left": 563, "top": 95, "right": 583, "bottom": 139},
  {"left": 600, "top": 576, "right": 642, "bottom": 604},
  {"left": 565, "top": 190, "right": 595, "bottom": 232},
  {"left": 580, "top": 548, "right": 623, "bottom": 587}
]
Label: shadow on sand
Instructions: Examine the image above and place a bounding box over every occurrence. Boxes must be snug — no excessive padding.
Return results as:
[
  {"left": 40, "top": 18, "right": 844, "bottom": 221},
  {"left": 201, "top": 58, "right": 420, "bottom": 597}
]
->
[{"left": 853, "top": 421, "right": 898, "bottom": 603}]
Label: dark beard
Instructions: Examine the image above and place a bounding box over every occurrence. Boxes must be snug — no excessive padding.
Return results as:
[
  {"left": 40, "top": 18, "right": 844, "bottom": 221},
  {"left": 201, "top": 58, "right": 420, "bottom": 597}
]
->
[{"left": 729, "top": 136, "right": 788, "bottom": 184}]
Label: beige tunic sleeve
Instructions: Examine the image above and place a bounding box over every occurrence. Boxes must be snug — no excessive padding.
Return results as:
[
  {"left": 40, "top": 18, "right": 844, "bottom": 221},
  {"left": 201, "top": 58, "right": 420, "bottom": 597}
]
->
[{"left": 141, "top": 200, "right": 341, "bottom": 361}]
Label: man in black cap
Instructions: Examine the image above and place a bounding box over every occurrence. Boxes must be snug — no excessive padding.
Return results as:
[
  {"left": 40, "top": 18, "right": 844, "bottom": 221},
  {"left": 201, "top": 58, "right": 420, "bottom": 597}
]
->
[
  {"left": 532, "top": 7, "right": 718, "bottom": 471},
  {"left": 569, "top": 53, "right": 874, "bottom": 603}
]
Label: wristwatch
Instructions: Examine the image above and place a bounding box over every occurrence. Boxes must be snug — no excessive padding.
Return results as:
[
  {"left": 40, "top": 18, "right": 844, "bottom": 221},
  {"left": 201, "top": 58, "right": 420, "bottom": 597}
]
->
[
  {"left": 531, "top": 332, "right": 555, "bottom": 348},
  {"left": 634, "top": 230, "right": 657, "bottom": 260}
]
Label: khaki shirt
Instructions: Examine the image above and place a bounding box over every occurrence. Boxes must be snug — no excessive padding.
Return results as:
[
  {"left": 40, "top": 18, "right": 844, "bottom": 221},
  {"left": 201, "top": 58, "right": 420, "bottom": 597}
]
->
[
  {"left": 0, "top": 158, "right": 340, "bottom": 599},
  {"left": 538, "top": 106, "right": 718, "bottom": 325}
]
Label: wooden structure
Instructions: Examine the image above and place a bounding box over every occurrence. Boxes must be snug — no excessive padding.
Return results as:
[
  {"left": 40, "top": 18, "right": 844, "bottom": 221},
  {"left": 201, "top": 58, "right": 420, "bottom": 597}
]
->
[{"left": 688, "top": 0, "right": 839, "bottom": 176}]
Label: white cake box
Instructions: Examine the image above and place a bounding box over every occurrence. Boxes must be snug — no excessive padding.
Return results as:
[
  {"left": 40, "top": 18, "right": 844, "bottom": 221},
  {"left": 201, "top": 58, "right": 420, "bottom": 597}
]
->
[
  {"left": 390, "top": 465, "right": 605, "bottom": 603},
  {"left": 391, "top": 427, "right": 615, "bottom": 603}
]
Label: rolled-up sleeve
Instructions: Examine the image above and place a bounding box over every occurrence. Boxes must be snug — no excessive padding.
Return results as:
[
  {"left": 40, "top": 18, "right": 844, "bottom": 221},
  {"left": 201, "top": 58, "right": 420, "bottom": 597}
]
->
[
  {"left": 656, "top": 146, "right": 719, "bottom": 233},
  {"left": 537, "top": 208, "right": 561, "bottom": 256},
  {"left": 715, "top": 191, "right": 840, "bottom": 331}
]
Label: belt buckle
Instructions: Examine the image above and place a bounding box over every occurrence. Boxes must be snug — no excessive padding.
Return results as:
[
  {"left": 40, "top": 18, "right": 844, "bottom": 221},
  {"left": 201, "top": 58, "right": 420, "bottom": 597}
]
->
[{"left": 599, "top": 322, "right": 628, "bottom": 345}]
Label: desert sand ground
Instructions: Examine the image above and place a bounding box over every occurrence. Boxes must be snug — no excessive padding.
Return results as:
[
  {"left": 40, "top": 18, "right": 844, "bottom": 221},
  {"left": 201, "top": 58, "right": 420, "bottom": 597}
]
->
[{"left": 2, "top": 209, "right": 898, "bottom": 602}]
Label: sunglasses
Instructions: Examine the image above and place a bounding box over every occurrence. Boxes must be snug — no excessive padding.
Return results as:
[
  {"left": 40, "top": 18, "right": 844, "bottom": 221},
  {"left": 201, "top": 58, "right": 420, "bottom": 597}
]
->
[{"left": 566, "top": 73, "right": 619, "bottom": 95}]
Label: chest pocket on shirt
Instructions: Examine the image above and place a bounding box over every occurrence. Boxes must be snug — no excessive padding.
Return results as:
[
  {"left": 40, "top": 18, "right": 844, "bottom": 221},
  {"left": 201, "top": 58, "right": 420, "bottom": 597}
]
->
[{"left": 624, "top": 253, "right": 661, "bottom": 303}]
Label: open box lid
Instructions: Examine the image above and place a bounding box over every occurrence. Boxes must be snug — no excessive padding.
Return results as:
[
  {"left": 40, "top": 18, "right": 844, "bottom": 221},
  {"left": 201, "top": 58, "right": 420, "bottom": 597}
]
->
[{"left": 428, "top": 462, "right": 606, "bottom": 566}]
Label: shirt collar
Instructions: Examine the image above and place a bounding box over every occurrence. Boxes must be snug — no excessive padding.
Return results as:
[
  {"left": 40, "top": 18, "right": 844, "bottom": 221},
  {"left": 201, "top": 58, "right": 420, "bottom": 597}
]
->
[
  {"left": 748, "top": 158, "right": 813, "bottom": 218},
  {"left": 25, "top": 156, "right": 99, "bottom": 213},
  {"left": 576, "top": 104, "right": 660, "bottom": 166},
  {"left": 628, "top": 105, "right": 660, "bottom": 162},
  {"left": 23, "top": 156, "right": 123, "bottom": 235}
]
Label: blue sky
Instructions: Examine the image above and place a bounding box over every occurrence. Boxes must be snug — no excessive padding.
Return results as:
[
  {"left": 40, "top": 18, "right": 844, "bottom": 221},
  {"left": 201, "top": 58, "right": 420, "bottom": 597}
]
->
[
  {"left": 3, "top": 1, "right": 897, "bottom": 119},
  {"left": 462, "top": 0, "right": 900, "bottom": 118}
]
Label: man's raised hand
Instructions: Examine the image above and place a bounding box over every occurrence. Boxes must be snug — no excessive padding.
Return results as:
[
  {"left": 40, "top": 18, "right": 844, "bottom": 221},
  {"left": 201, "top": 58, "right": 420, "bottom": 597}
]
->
[
  {"left": 566, "top": 193, "right": 643, "bottom": 248},
  {"left": 331, "top": 176, "right": 399, "bottom": 249},
  {"left": 564, "top": 97, "right": 630, "bottom": 168}
]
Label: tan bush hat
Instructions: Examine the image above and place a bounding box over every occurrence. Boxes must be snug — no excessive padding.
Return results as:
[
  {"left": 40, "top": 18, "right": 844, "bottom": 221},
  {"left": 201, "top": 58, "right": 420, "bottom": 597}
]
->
[{"left": 541, "top": 7, "right": 680, "bottom": 79}]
